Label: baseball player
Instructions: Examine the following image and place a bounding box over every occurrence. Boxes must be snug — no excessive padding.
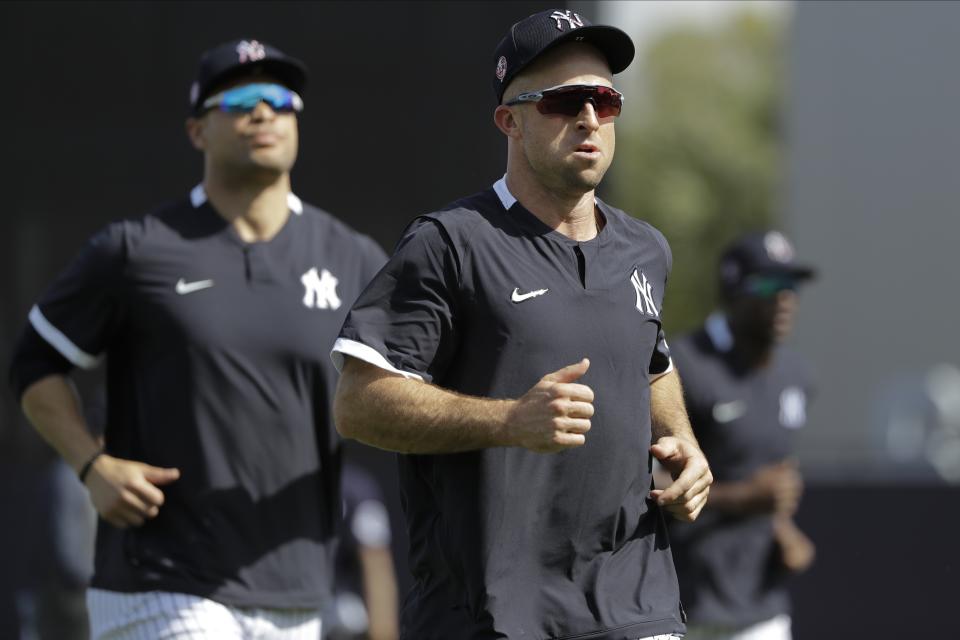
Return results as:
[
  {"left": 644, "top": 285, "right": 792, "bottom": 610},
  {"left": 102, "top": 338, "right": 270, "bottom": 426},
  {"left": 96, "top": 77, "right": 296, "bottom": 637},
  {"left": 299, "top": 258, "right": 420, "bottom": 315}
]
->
[
  {"left": 8, "top": 39, "right": 386, "bottom": 639},
  {"left": 331, "top": 9, "right": 711, "bottom": 640},
  {"left": 668, "top": 231, "right": 817, "bottom": 640},
  {"left": 326, "top": 462, "right": 399, "bottom": 640}
]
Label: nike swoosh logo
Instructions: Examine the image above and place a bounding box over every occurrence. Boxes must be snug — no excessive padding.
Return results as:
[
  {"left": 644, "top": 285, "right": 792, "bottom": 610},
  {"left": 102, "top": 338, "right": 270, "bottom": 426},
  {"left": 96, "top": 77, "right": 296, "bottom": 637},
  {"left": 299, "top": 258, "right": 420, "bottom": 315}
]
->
[
  {"left": 175, "top": 278, "right": 215, "bottom": 295},
  {"left": 712, "top": 400, "right": 747, "bottom": 423},
  {"left": 511, "top": 287, "right": 549, "bottom": 303}
]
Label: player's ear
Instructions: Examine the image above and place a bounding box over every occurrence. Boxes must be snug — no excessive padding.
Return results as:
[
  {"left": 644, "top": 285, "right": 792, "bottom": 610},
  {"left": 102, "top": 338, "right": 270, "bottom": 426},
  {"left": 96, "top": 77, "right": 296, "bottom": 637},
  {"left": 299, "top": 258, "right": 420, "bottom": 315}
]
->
[
  {"left": 185, "top": 116, "right": 206, "bottom": 151},
  {"left": 493, "top": 105, "right": 522, "bottom": 139}
]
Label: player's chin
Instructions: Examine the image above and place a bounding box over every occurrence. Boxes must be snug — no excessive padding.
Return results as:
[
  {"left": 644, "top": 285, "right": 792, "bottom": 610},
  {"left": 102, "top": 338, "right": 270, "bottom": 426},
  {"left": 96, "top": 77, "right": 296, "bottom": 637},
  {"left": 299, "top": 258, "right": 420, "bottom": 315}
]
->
[
  {"left": 773, "top": 318, "right": 793, "bottom": 342},
  {"left": 247, "top": 151, "right": 296, "bottom": 174},
  {"left": 758, "top": 324, "right": 783, "bottom": 346},
  {"left": 581, "top": 155, "right": 612, "bottom": 176},
  {"left": 563, "top": 166, "right": 606, "bottom": 191}
]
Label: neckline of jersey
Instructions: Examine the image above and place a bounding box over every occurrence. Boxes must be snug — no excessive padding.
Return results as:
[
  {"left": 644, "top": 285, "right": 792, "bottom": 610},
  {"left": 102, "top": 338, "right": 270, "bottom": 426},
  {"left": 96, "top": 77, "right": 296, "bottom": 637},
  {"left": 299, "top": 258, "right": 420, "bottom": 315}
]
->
[
  {"left": 492, "top": 177, "right": 611, "bottom": 248},
  {"left": 190, "top": 184, "right": 302, "bottom": 249}
]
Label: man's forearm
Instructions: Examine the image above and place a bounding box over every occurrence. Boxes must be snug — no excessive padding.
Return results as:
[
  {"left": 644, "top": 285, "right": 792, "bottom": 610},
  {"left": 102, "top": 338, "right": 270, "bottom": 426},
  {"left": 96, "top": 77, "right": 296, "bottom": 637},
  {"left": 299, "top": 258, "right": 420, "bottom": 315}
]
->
[
  {"left": 334, "top": 357, "right": 512, "bottom": 454},
  {"left": 360, "top": 546, "right": 399, "bottom": 640},
  {"left": 650, "top": 369, "right": 697, "bottom": 443},
  {"left": 703, "top": 481, "right": 759, "bottom": 514},
  {"left": 648, "top": 369, "right": 713, "bottom": 521},
  {"left": 21, "top": 374, "right": 101, "bottom": 473}
]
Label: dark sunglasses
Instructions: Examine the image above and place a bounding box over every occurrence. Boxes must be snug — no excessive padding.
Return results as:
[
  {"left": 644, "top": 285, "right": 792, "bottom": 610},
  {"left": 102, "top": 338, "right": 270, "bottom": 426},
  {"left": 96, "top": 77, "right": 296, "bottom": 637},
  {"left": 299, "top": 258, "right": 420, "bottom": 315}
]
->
[
  {"left": 504, "top": 84, "right": 624, "bottom": 118},
  {"left": 201, "top": 83, "right": 304, "bottom": 115},
  {"left": 742, "top": 274, "right": 798, "bottom": 299}
]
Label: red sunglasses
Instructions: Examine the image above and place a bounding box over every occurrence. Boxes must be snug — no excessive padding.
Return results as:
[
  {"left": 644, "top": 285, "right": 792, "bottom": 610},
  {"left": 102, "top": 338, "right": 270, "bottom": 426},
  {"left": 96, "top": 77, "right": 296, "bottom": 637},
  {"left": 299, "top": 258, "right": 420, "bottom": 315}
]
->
[{"left": 504, "top": 84, "right": 624, "bottom": 118}]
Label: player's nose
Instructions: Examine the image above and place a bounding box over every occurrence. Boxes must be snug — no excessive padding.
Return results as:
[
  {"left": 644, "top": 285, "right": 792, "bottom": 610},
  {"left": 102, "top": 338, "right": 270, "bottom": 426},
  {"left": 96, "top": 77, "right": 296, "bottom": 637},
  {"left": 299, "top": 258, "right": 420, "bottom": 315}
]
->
[
  {"left": 576, "top": 101, "right": 601, "bottom": 132},
  {"left": 774, "top": 289, "right": 797, "bottom": 311},
  {"left": 249, "top": 101, "right": 277, "bottom": 122}
]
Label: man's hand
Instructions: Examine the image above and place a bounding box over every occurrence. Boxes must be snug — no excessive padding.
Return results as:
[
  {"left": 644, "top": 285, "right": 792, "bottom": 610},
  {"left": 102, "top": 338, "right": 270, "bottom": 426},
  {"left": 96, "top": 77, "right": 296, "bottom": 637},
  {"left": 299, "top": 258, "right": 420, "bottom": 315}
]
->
[
  {"left": 506, "top": 359, "right": 594, "bottom": 453},
  {"left": 84, "top": 454, "right": 180, "bottom": 529},
  {"left": 650, "top": 436, "right": 713, "bottom": 522},
  {"left": 751, "top": 460, "right": 803, "bottom": 516}
]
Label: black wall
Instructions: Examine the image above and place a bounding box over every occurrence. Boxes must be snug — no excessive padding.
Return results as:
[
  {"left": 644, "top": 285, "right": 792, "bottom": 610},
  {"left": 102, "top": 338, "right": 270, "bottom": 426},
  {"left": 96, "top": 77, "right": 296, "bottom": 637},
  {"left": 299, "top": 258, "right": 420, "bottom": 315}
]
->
[{"left": 792, "top": 484, "right": 960, "bottom": 637}]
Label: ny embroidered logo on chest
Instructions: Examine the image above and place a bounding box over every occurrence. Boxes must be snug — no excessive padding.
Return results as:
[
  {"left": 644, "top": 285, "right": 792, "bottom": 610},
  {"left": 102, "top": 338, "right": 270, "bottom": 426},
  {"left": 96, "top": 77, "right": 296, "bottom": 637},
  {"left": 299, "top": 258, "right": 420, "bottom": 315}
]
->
[
  {"left": 630, "top": 269, "right": 659, "bottom": 317},
  {"left": 779, "top": 387, "right": 807, "bottom": 429},
  {"left": 301, "top": 268, "right": 341, "bottom": 310}
]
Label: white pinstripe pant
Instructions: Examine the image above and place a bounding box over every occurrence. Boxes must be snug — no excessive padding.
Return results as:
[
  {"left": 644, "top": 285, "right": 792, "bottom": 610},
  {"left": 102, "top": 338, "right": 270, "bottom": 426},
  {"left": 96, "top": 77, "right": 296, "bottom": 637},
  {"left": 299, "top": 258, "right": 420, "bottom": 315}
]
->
[
  {"left": 683, "top": 614, "right": 792, "bottom": 640},
  {"left": 87, "top": 589, "right": 322, "bottom": 640}
]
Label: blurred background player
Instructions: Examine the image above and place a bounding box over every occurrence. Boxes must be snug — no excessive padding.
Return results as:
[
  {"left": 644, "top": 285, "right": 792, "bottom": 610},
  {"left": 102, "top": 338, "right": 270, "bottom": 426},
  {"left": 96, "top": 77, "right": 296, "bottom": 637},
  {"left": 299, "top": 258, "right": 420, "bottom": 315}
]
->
[
  {"left": 667, "top": 230, "right": 817, "bottom": 640},
  {"left": 326, "top": 462, "right": 399, "bottom": 640},
  {"left": 8, "top": 39, "right": 386, "bottom": 639}
]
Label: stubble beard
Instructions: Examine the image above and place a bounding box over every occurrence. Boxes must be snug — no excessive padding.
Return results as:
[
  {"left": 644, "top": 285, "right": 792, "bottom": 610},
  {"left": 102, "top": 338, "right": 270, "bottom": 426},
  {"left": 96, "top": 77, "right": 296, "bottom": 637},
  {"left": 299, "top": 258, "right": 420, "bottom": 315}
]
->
[
  {"left": 527, "top": 151, "right": 608, "bottom": 199},
  {"left": 223, "top": 146, "right": 296, "bottom": 187},
  {"left": 548, "top": 160, "right": 607, "bottom": 199}
]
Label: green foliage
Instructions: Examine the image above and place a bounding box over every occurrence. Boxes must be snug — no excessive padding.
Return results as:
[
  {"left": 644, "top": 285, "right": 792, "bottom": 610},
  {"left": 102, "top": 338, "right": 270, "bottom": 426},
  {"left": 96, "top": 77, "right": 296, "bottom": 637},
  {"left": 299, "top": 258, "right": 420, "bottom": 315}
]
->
[{"left": 609, "top": 11, "right": 785, "bottom": 333}]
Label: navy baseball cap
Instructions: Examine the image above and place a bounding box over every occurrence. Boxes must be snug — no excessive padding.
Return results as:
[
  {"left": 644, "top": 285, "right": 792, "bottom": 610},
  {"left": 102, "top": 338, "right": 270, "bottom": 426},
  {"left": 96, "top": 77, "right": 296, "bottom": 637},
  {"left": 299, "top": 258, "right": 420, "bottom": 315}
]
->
[
  {"left": 189, "top": 39, "right": 308, "bottom": 114},
  {"left": 492, "top": 9, "right": 635, "bottom": 104},
  {"left": 719, "top": 230, "right": 816, "bottom": 292}
]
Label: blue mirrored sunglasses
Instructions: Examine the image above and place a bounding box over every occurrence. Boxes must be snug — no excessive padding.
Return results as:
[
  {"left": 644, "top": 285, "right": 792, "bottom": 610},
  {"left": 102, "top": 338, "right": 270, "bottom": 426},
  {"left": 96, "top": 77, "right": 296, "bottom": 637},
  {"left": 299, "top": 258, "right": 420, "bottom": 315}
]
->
[{"left": 202, "top": 83, "right": 304, "bottom": 114}]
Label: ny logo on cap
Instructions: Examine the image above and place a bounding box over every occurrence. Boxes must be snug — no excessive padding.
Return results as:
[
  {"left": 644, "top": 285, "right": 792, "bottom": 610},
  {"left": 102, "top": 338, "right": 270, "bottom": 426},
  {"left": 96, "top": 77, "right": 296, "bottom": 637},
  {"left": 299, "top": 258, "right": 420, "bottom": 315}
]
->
[
  {"left": 236, "top": 40, "right": 266, "bottom": 64},
  {"left": 550, "top": 10, "right": 584, "bottom": 31},
  {"left": 764, "top": 231, "right": 795, "bottom": 263}
]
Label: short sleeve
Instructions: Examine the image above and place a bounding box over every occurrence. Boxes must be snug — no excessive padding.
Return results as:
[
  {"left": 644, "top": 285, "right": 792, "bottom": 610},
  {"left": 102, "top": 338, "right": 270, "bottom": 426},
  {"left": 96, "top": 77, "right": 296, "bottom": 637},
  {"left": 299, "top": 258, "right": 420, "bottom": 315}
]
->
[
  {"left": 332, "top": 217, "right": 460, "bottom": 383},
  {"left": 648, "top": 225, "right": 673, "bottom": 381},
  {"left": 351, "top": 500, "right": 392, "bottom": 548},
  {"left": 8, "top": 324, "right": 74, "bottom": 401},
  {"left": 649, "top": 328, "right": 673, "bottom": 381},
  {"left": 28, "top": 223, "right": 128, "bottom": 369},
  {"left": 341, "top": 464, "right": 392, "bottom": 548},
  {"left": 650, "top": 224, "right": 674, "bottom": 277}
]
